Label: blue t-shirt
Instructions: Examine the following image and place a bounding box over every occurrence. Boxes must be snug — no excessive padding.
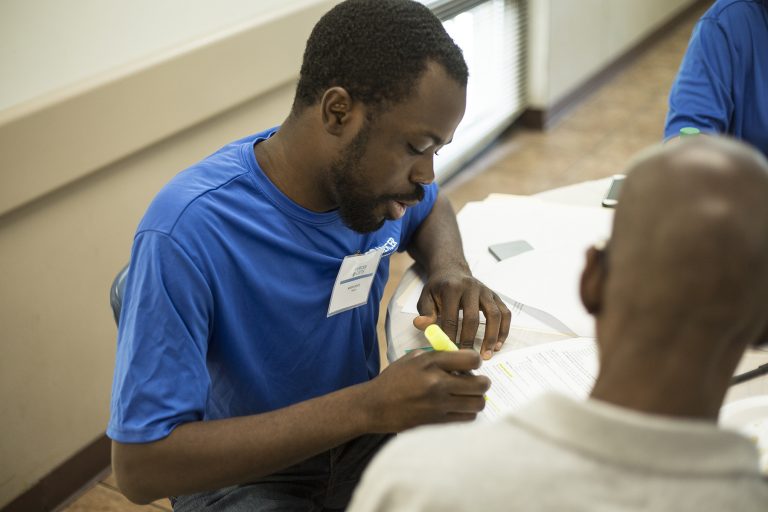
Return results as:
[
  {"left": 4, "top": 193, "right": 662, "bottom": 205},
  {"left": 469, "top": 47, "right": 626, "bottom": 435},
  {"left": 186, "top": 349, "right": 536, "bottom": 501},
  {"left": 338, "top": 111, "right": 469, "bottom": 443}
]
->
[
  {"left": 108, "top": 127, "right": 438, "bottom": 443},
  {"left": 665, "top": 0, "right": 768, "bottom": 156}
]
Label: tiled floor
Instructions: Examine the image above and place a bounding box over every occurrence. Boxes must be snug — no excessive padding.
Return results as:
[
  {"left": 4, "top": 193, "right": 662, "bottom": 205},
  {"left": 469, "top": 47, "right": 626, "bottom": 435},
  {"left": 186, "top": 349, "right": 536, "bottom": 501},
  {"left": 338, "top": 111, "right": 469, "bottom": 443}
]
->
[{"left": 60, "top": 3, "right": 705, "bottom": 510}]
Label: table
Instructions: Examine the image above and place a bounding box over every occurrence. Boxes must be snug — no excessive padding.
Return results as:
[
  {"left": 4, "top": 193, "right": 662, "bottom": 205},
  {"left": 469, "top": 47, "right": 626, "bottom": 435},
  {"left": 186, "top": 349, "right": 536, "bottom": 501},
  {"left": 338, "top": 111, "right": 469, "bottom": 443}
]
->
[
  {"left": 385, "top": 178, "right": 612, "bottom": 361},
  {"left": 385, "top": 178, "right": 768, "bottom": 404}
]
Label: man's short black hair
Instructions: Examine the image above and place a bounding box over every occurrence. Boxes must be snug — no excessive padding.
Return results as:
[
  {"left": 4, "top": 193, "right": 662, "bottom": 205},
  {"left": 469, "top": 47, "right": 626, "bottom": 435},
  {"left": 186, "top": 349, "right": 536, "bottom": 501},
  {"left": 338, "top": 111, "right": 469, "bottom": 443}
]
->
[{"left": 292, "top": 0, "right": 468, "bottom": 113}]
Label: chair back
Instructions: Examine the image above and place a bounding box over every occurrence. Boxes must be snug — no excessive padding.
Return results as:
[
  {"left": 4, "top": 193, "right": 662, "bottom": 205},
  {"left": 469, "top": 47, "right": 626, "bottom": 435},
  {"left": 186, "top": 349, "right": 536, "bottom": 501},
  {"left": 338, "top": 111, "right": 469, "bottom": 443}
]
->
[{"left": 110, "top": 265, "right": 129, "bottom": 325}]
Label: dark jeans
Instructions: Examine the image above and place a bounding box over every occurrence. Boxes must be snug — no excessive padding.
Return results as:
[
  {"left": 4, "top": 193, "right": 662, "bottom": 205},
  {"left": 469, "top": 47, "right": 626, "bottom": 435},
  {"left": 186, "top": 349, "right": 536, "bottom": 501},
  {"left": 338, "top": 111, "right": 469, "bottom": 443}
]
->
[{"left": 171, "top": 434, "right": 392, "bottom": 511}]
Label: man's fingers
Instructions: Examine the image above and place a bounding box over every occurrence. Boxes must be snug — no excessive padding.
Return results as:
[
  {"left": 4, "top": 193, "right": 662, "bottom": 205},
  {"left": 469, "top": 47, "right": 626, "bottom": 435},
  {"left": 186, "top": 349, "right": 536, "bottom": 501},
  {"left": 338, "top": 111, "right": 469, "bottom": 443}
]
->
[
  {"left": 444, "top": 394, "right": 487, "bottom": 414},
  {"left": 458, "top": 290, "right": 480, "bottom": 350},
  {"left": 428, "top": 349, "right": 483, "bottom": 373},
  {"left": 413, "top": 314, "right": 437, "bottom": 331},
  {"left": 478, "top": 291, "right": 504, "bottom": 359},
  {"left": 446, "top": 373, "right": 491, "bottom": 396},
  {"left": 398, "top": 349, "right": 425, "bottom": 361},
  {"left": 495, "top": 293, "right": 512, "bottom": 349},
  {"left": 416, "top": 290, "right": 437, "bottom": 320},
  {"left": 437, "top": 294, "right": 461, "bottom": 344},
  {"left": 442, "top": 412, "right": 481, "bottom": 423}
]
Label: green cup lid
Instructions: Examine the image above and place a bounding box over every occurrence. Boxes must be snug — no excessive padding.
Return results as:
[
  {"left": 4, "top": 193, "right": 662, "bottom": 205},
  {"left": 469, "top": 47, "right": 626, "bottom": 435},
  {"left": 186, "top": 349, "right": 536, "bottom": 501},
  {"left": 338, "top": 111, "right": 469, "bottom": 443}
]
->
[{"left": 680, "top": 127, "right": 701, "bottom": 137}]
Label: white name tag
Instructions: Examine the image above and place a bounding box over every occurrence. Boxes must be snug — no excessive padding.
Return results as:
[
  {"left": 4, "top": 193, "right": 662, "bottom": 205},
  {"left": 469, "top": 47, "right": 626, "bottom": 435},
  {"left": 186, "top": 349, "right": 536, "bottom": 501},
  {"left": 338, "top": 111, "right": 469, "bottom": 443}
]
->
[{"left": 327, "top": 249, "right": 383, "bottom": 317}]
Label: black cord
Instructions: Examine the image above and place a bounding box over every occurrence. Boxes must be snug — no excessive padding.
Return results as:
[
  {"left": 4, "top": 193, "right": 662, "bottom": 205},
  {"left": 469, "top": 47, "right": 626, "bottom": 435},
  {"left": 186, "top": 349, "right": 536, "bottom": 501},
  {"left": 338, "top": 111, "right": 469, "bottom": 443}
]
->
[{"left": 730, "top": 362, "right": 768, "bottom": 386}]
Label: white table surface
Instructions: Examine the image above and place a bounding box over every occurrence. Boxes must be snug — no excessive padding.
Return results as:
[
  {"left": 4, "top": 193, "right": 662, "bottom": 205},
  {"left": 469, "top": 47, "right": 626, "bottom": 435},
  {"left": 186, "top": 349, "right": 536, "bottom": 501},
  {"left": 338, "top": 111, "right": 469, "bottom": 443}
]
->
[{"left": 385, "top": 177, "right": 768, "bottom": 404}]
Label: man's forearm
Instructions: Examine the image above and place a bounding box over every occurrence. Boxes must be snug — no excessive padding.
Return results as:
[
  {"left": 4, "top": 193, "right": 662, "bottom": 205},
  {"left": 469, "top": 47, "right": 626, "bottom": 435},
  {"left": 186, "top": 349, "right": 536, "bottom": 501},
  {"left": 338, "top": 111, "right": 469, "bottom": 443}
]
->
[
  {"left": 408, "top": 194, "right": 470, "bottom": 274},
  {"left": 113, "top": 382, "right": 371, "bottom": 504},
  {"left": 407, "top": 193, "right": 511, "bottom": 355},
  {"left": 114, "top": 332, "right": 492, "bottom": 503}
]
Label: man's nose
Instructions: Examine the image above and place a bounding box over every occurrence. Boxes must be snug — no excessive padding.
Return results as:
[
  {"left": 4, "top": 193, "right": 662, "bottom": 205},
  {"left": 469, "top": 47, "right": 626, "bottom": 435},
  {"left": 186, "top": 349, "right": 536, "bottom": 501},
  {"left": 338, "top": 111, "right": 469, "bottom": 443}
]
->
[{"left": 410, "top": 155, "right": 435, "bottom": 185}]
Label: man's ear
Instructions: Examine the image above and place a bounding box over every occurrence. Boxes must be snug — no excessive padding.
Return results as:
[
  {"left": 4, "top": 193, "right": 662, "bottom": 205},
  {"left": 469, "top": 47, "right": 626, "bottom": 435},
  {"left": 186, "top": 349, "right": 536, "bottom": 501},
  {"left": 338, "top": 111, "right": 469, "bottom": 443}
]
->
[
  {"left": 320, "top": 87, "right": 356, "bottom": 135},
  {"left": 580, "top": 245, "right": 607, "bottom": 315}
]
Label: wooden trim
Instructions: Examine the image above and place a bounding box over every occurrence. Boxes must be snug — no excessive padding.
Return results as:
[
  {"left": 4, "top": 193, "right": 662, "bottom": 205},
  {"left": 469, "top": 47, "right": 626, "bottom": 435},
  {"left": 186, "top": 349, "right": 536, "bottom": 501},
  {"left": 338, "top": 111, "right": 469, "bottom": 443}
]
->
[
  {"left": 518, "top": 108, "right": 546, "bottom": 131},
  {"left": 521, "top": 0, "right": 710, "bottom": 131},
  {"left": 1, "top": 435, "right": 110, "bottom": 512}
]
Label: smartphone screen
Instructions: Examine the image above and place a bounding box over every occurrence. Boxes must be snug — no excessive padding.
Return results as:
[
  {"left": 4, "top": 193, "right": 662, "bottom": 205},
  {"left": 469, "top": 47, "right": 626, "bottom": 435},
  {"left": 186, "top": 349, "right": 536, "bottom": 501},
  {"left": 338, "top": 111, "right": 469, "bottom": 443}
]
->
[{"left": 602, "top": 175, "right": 625, "bottom": 208}]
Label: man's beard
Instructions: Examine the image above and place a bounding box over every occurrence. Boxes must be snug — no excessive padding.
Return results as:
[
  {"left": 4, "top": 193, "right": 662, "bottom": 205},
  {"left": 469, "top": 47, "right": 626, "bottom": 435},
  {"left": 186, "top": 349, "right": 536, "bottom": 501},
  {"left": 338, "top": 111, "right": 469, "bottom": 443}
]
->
[{"left": 330, "top": 124, "right": 424, "bottom": 233}]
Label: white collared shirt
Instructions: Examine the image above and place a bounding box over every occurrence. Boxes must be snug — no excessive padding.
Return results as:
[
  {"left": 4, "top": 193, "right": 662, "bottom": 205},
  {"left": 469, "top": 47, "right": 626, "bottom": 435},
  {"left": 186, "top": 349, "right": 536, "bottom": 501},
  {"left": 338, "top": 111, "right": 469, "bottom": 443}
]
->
[{"left": 349, "top": 393, "right": 768, "bottom": 511}]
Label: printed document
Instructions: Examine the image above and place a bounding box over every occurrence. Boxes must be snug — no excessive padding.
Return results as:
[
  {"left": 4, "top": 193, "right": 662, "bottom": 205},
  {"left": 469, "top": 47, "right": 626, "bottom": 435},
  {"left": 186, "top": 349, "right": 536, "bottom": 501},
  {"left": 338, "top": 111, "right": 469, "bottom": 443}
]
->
[{"left": 476, "top": 337, "right": 598, "bottom": 421}]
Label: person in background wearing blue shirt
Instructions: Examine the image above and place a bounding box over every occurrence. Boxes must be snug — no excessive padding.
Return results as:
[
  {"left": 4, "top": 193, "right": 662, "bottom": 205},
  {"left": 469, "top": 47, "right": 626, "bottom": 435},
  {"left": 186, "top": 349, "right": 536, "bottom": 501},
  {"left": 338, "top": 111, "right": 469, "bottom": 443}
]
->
[
  {"left": 665, "top": 0, "right": 768, "bottom": 156},
  {"left": 108, "top": 1, "right": 511, "bottom": 510}
]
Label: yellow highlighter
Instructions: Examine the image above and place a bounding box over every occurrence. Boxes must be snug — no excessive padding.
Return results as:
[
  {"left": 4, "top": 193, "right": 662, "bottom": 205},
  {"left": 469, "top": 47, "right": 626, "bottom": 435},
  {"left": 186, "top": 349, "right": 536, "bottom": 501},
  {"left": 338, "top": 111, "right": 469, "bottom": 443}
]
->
[
  {"left": 424, "top": 324, "right": 481, "bottom": 383},
  {"left": 424, "top": 324, "right": 458, "bottom": 352}
]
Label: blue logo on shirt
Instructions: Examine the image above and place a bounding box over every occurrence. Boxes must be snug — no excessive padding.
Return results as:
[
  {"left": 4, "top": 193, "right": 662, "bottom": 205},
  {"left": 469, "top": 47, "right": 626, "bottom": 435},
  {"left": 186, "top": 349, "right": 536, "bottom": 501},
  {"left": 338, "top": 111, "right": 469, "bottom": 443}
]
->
[{"left": 367, "top": 237, "right": 398, "bottom": 257}]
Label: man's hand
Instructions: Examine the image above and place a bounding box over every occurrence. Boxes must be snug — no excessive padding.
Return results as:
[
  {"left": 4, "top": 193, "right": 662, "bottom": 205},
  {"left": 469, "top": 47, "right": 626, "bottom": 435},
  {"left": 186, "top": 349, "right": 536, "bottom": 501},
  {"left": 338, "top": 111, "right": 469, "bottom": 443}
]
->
[
  {"left": 360, "top": 350, "right": 490, "bottom": 432},
  {"left": 413, "top": 269, "right": 511, "bottom": 359}
]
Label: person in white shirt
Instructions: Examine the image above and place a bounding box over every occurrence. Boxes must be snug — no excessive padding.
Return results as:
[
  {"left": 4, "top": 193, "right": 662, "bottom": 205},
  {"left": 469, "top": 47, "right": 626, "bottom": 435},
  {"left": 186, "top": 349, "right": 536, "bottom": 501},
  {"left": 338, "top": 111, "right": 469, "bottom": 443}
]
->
[{"left": 348, "top": 136, "right": 768, "bottom": 512}]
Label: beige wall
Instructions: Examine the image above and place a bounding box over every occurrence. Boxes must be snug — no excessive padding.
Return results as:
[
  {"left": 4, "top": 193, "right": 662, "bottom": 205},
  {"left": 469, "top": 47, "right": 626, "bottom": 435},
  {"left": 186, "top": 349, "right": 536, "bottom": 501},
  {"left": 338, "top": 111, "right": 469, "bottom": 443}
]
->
[
  {"left": 0, "top": 0, "right": 313, "bottom": 111},
  {"left": 528, "top": 0, "right": 697, "bottom": 108},
  {"left": 0, "top": 85, "right": 296, "bottom": 508}
]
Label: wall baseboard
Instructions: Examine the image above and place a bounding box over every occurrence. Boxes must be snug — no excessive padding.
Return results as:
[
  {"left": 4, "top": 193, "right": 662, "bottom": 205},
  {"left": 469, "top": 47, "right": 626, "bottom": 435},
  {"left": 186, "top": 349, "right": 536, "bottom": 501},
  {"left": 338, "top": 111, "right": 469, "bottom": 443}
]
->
[
  {"left": 1, "top": 435, "right": 110, "bottom": 512},
  {"left": 521, "top": 0, "right": 710, "bottom": 131}
]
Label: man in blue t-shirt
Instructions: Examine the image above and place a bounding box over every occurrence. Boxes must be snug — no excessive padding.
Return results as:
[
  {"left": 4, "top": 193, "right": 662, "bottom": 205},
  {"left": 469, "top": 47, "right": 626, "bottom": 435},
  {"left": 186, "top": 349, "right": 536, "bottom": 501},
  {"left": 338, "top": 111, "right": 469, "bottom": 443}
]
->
[
  {"left": 665, "top": 0, "right": 768, "bottom": 156},
  {"left": 109, "top": 1, "right": 512, "bottom": 509}
]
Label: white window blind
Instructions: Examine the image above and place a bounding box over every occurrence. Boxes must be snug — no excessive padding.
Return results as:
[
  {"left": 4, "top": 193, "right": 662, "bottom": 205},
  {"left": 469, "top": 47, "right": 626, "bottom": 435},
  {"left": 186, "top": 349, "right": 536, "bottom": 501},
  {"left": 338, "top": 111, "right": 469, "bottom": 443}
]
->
[{"left": 421, "top": 0, "right": 528, "bottom": 181}]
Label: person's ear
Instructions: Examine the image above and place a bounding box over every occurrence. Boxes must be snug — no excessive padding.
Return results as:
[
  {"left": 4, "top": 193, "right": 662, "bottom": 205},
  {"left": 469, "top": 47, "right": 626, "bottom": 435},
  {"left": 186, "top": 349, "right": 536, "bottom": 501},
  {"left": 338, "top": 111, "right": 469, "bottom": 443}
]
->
[
  {"left": 580, "top": 243, "right": 607, "bottom": 315},
  {"left": 320, "top": 87, "right": 355, "bottom": 135}
]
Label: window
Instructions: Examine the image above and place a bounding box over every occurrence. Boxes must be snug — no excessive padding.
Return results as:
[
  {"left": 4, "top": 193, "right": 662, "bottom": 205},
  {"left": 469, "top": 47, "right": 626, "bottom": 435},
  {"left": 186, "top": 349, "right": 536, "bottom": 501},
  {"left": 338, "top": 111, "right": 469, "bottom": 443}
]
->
[{"left": 422, "top": 0, "right": 528, "bottom": 181}]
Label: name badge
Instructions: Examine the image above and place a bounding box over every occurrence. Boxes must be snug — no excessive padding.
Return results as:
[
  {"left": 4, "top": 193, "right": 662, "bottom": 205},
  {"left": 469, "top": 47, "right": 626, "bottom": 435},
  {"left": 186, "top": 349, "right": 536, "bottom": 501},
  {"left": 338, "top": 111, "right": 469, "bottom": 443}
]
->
[{"left": 327, "top": 249, "right": 383, "bottom": 317}]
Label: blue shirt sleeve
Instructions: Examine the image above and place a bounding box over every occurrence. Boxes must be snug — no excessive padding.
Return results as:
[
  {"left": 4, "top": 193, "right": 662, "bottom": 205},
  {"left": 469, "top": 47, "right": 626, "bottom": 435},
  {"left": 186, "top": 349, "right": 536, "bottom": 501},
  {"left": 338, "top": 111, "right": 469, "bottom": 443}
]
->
[
  {"left": 665, "top": 17, "right": 735, "bottom": 139},
  {"left": 107, "top": 230, "right": 213, "bottom": 443},
  {"left": 397, "top": 182, "right": 439, "bottom": 251}
]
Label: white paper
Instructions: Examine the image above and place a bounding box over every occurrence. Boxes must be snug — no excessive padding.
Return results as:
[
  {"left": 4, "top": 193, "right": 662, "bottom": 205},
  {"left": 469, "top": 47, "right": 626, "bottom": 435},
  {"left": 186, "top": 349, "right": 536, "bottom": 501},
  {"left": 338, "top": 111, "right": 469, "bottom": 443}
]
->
[
  {"left": 393, "top": 194, "right": 610, "bottom": 351},
  {"left": 456, "top": 196, "right": 613, "bottom": 271},
  {"left": 477, "top": 337, "right": 598, "bottom": 421},
  {"left": 473, "top": 245, "right": 595, "bottom": 337}
]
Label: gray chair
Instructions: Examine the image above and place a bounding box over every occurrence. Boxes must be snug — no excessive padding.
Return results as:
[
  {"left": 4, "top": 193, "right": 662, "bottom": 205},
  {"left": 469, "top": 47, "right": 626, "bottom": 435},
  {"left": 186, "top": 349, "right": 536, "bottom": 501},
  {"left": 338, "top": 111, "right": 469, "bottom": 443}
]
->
[{"left": 110, "top": 265, "right": 129, "bottom": 325}]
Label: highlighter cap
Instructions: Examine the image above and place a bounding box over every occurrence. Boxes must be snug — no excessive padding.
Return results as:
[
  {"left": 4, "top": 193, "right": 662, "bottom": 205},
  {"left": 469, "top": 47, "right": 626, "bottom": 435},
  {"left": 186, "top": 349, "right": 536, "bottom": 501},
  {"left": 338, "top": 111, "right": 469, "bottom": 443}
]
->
[
  {"left": 679, "top": 127, "right": 701, "bottom": 138},
  {"left": 424, "top": 324, "right": 458, "bottom": 351}
]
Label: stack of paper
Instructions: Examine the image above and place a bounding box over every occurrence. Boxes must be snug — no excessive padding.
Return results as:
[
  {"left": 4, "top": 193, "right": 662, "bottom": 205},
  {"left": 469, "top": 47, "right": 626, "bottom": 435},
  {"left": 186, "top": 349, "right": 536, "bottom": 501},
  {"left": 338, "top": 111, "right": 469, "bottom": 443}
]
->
[
  {"left": 456, "top": 194, "right": 613, "bottom": 271},
  {"left": 396, "top": 194, "right": 613, "bottom": 340},
  {"left": 391, "top": 191, "right": 612, "bottom": 419},
  {"left": 477, "top": 337, "right": 599, "bottom": 421}
]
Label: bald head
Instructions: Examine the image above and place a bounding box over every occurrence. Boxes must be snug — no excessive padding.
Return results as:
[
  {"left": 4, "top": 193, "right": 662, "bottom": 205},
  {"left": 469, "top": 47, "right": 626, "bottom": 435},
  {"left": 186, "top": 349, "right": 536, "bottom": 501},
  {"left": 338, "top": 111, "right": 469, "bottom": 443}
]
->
[{"left": 602, "top": 137, "right": 768, "bottom": 349}]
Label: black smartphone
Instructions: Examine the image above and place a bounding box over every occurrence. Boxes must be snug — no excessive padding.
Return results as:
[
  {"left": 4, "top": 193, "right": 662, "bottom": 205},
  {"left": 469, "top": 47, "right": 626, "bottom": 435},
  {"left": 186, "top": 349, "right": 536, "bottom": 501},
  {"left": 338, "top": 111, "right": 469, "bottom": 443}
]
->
[{"left": 602, "top": 175, "right": 625, "bottom": 208}]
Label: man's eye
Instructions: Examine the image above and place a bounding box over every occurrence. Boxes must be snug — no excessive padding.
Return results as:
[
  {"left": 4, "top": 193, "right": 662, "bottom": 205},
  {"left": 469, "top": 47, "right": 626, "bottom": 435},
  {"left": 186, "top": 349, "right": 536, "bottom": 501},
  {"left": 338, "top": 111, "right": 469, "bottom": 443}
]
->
[{"left": 407, "top": 143, "right": 424, "bottom": 156}]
